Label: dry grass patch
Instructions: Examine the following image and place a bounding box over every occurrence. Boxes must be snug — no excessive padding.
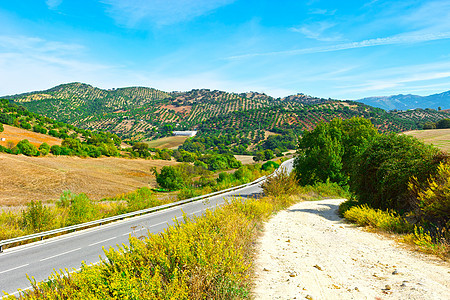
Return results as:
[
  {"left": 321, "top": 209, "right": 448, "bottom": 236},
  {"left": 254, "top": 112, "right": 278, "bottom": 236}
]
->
[
  {"left": 403, "top": 128, "right": 450, "bottom": 152},
  {"left": 0, "top": 124, "right": 62, "bottom": 148},
  {"left": 0, "top": 153, "right": 177, "bottom": 206},
  {"left": 145, "top": 136, "right": 189, "bottom": 149}
]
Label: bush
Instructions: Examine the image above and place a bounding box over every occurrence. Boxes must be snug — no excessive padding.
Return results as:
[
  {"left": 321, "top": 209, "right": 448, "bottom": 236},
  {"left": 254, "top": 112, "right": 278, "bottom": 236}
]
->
[
  {"left": 50, "top": 145, "right": 61, "bottom": 155},
  {"left": 344, "top": 204, "right": 413, "bottom": 233},
  {"left": 156, "top": 166, "right": 186, "bottom": 191},
  {"left": 16, "top": 139, "right": 38, "bottom": 156},
  {"left": 261, "top": 160, "right": 279, "bottom": 171},
  {"left": 262, "top": 167, "right": 298, "bottom": 197},
  {"left": 350, "top": 133, "right": 447, "bottom": 212},
  {"left": 67, "top": 193, "right": 98, "bottom": 225},
  {"left": 39, "top": 143, "right": 50, "bottom": 156},
  {"left": 21, "top": 201, "right": 53, "bottom": 233},
  {"left": 409, "top": 161, "right": 450, "bottom": 228},
  {"left": 0, "top": 123, "right": 3, "bottom": 132}
]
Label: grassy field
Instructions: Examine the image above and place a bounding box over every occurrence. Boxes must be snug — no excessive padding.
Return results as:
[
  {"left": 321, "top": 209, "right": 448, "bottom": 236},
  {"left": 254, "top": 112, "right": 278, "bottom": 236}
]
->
[
  {"left": 145, "top": 136, "right": 189, "bottom": 149},
  {"left": 403, "top": 128, "right": 450, "bottom": 152},
  {"left": 0, "top": 124, "right": 62, "bottom": 148},
  {"left": 0, "top": 153, "right": 177, "bottom": 206}
]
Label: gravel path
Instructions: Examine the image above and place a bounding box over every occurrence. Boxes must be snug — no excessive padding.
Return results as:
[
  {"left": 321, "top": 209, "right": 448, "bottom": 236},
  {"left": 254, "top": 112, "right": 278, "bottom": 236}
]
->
[{"left": 252, "top": 199, "right": 450, "bottom": 299}]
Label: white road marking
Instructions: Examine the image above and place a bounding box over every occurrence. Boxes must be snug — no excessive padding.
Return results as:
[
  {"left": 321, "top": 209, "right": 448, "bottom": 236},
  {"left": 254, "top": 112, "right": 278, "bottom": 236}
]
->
[
  {"left": 0, "top": 264, "right": 29, "bottom": 275},
  {"left": 88, "top": 237, "right": 116, "bottom": 247},
  {"left": 39, "top": 248, "right": 81, "bottom": 262}
]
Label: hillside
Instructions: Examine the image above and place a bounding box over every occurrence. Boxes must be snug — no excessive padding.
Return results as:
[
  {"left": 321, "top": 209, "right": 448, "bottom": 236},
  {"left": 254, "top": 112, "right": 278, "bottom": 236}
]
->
[
  {"left": 0, "top": 124, "right": 62, "bottom": 148},
  {"left": 5, "top": 83, "right": 450, "bottom": 143},
  {"left": 357, "top": 90, "right": 450, "bottom": 111},
  {"left": 0, "top": 153, "right": 176, "bottom": 206}
]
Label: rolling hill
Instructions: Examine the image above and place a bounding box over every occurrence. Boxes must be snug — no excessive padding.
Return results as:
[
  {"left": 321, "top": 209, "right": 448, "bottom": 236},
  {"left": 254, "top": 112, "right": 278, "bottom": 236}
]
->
[{"left": 3, "top": 83, "right": 450, "bottom": 142}]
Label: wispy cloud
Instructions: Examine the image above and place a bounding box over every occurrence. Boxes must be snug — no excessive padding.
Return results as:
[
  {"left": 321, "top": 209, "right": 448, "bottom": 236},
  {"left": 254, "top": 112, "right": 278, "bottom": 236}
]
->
[
  {"left": 291, "top": 21, "right": 341, "bottom": 42},
  {"left": 228, "top": 31, "right": 450, "bottom": 60},
  {"left": 101, "top": 0, "right": 235, "bottom": 27},
  {"left": 46, "top": 0, "right": 62, "bottom": 10},
  {"left": 308, "top": 8, "right": 336, "bottom": 16}
]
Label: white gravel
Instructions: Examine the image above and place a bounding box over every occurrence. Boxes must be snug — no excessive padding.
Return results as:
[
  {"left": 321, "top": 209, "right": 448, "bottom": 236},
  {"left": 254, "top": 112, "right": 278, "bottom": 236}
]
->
[{"left": 252, "top": 199, "right": 450, "bottom": 299}]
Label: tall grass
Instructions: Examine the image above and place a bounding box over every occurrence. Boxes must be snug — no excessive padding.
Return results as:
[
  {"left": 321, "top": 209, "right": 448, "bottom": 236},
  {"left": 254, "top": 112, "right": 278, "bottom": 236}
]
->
[{"left": 6, "top": 194, "right": 300, "bottom": 299}]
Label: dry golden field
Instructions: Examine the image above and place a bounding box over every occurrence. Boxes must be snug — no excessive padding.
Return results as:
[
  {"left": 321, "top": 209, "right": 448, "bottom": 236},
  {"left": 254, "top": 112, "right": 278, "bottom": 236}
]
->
[
  {"left": 402, "top": 128, "right": 450, "bottom": 153},
  {"left": 0, "top": 124, "right": 62, "bottom": 148},
  {"left": 0, "top": 153, "right": 177, "bottom": 206},
  {"left": 145, "top": 136, "right": 189, "bottom": 149}
]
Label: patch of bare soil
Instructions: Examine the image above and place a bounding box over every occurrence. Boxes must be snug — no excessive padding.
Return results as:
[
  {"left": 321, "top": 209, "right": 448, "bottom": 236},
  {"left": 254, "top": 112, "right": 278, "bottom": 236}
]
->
[
  {"left": 253, "top": 199, "right": 450, "bottom": 299},
  {"left": 0, "top": 153, "right": 177, "bottom": 206}
]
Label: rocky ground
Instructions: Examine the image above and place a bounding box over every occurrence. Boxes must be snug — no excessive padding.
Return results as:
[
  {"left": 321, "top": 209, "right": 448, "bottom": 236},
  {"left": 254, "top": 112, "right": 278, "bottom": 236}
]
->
[{"left": 252, "top": 199, "right": 450, "bottom": 300}]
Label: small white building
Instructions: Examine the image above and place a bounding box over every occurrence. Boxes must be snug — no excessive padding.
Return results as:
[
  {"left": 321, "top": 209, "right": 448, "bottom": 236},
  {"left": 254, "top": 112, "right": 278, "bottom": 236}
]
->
[
  {"left": 0, "top": 138, "right": 5, "bottom": 142},
  {"left": 173, "top": 131, "right": 197, "bottom": 137}
]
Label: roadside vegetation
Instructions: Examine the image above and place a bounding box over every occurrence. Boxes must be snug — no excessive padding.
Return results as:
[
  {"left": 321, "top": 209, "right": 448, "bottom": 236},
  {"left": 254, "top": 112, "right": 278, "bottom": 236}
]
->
[
  {"left": 294, "top": 117, "right": 449, "bottom": 258},
  {"left": 5, "top": 165, "right": 348, "bottom": 299},
  {"left": 0, "top": 160, "right": 282, "bottom": 248}
]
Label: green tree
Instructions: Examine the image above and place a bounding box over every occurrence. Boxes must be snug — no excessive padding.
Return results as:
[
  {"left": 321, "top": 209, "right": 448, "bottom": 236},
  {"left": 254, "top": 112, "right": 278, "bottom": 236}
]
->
[
  {"left": 156, "top": 166, "right": 185, "bottom": 190},
  {"left": 436, "top": 118, "right": 450, "bottom": 129},
  {"left": 50, "top": 145, "right": 62, "bottom": 155},
  {"left": 294, "top": 117, "right": 378, "bottom": 186},
  {"left": 0, "top": 123, "right": 3, "bottom": 132},
  {"left": 16, "top": 139, "right": 38, "bottom": 156},
  {"left": 39, "top": 142, "right": 50, "bottom": 156},
  {"left": 350, "top": 134, "right": 447, "bottom": 212}
]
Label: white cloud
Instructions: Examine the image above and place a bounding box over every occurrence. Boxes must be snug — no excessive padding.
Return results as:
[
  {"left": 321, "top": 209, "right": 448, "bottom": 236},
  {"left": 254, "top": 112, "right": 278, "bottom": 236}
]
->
[
  {"left": 101, "top": 0, "right": 235, "bottom": 27},
  {"left": 291, "top": 21, "right": 341, "bottom": 42},
  {"left": 46, "top": 0, "right": 62, "bottom": 10},
  {"left": 228, "top": 31, "right": 450, "bottom": 60}
]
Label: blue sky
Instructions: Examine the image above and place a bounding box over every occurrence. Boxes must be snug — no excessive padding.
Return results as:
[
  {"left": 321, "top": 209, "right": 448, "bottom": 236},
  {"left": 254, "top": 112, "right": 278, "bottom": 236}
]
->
[{"left": 1, "top": 0, "right": 449, "bottom": 99}]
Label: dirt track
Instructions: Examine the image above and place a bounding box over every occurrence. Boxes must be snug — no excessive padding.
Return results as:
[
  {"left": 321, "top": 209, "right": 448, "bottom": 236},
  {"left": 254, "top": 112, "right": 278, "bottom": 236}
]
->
[{"left": 253, "top": 199, "right": 450, "bottom": 299}]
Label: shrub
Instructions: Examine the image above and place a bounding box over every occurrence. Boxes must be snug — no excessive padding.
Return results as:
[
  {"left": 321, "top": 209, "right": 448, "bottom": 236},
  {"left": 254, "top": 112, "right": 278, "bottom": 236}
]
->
[
  {"left": 0, "top": 122, "right": 3, "bottom": 132},
  {"left": 261, "top": 160, "right": 279, "bottom": 171},
  {"left": 67, "top": 193, "right": 98, "bottom": 225},
  {"left": 21, "top": 201, "right": 53, "bottom": 233},
  {"left": 50, "top": 145, "right": 61, "bottom": 155},
  {"left": 262, "top": 167, "right": 298, "bottom": 197},
  {"left": 409, "top": 161, "right": 450, "bottom": 228},
  {"left": 39, "top": 143, "right": 50, "bottom": 156},
  {"left": 16, "top": 139, "right": 38, "bottom": 156},
  {"left": 350, "top": 133, "right": 447, "bottom": 212},
  {"left": 344, "top": 204, "right": 413, "bottom": 233},
  {"left": 156, "top": 166, "right": 186, "bottom": 191}
]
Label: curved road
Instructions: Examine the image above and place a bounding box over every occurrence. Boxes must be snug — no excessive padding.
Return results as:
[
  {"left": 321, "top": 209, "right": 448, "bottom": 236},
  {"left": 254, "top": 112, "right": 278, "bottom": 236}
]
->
[{"left": 0, "top": 159, "right": 293, "bottom": 297}]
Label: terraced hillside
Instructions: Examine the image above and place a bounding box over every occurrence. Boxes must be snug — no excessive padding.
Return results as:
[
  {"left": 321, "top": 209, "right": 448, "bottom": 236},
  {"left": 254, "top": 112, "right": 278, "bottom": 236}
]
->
[{"left": 5, "top": 83, "right": 450, "bottom": 141}]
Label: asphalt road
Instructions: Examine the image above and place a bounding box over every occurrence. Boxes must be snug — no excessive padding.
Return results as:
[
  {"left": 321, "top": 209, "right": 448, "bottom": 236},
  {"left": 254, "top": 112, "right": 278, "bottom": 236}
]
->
[{"left": 0, "top": 159, "right": 293, "bottom": 297}]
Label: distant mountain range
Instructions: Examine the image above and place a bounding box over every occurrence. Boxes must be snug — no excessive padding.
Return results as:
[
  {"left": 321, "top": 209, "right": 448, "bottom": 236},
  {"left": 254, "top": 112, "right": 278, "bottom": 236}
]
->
[
  {"left": 2, "top": 83, "right": 450, "bottom": 141},
  {"left": 356, "top": 90, "right": 450, "bottom": 111}
]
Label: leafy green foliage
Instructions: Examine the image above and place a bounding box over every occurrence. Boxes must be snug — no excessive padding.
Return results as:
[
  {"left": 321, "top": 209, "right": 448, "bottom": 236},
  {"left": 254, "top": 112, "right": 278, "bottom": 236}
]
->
[
  {"left": 0, "top": 122, "right": 3, "bottom": 132},
  {"left": 156, "top": 166, "right": 186, "bottom": 191},
  {"left": 350, "top": 133, "right": 447, "bottom": 212},
  {"left": 16, "top": 139, "right": 38, "bottom": 156},
  {"left": 38, "top": 142, "right": 50, "bottom": 155},
  {"left": 409, "top": 162, "right": 450, "bottom": 228},
  {"left": 294, "top": 117, "right": 378, "bottom": 186}
]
